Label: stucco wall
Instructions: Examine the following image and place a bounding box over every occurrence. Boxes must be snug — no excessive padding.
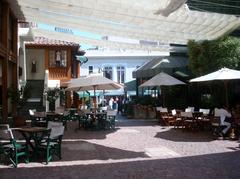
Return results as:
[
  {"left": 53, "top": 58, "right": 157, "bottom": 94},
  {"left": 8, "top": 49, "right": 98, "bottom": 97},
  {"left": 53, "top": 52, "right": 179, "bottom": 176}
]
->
[
  {"left": 80, "top": 56, "right": 153, "bottom": 83},
  {"left": 26, "top": 49, "right": 45, "bottom": 80}
]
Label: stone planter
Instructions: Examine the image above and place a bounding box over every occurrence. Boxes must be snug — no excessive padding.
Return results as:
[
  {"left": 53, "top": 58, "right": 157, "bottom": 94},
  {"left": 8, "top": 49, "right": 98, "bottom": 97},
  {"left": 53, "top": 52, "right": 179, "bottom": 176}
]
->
[
  {"left": 49, "top": 101, "right": 56, "bottom": 111},
  {"left": 147, "top": 107, "right": 156, "bottom": 119}
]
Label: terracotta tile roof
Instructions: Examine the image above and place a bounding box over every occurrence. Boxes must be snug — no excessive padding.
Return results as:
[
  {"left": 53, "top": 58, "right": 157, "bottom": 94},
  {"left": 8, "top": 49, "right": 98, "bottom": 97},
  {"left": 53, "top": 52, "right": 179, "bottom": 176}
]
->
[{"left": 26, "top": 36, "right": 79, "bottom": 47}]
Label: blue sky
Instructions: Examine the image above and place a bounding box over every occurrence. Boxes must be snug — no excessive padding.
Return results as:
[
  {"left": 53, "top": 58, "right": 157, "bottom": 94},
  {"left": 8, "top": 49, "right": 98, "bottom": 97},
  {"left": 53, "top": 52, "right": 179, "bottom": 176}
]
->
[{"left": 38, "top": 23, "right": 101, "bottom": 50}]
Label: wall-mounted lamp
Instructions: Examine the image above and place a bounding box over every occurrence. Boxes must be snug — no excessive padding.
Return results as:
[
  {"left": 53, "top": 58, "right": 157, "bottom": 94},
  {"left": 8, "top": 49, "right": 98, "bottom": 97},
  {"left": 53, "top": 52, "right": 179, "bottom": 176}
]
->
[{"left": 31, "top": 60, "right": 36, "bottom": 73}]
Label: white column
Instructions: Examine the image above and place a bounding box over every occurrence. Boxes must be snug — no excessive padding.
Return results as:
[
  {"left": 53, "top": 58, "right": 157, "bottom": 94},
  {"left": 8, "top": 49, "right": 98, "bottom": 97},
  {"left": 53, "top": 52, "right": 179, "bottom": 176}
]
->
[
  {"left": 22, "top": 42, "right": 27, "bottom": 83},
  {"left": 112, "top": 66, "right": 117, "bottom": 82}
]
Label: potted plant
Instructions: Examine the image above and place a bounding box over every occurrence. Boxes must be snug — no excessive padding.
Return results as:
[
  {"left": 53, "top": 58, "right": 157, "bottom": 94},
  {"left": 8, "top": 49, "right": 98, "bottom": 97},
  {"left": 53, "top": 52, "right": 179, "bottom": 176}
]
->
[
  {"left": 46, "top": 87, "right": 61, "bottom": 111},
  {"left": 7, "top": 84, "right": 31, "bottom": 126}
]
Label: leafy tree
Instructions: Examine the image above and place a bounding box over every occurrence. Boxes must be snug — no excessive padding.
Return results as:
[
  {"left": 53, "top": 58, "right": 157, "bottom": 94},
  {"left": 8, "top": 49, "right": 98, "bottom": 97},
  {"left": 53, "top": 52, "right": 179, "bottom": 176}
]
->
[
  {"left": 188, "top": 36, "right": 240, "bottom": 108},
  {"left": 188, "top": 36, "right": 240, "bottom": 76}
]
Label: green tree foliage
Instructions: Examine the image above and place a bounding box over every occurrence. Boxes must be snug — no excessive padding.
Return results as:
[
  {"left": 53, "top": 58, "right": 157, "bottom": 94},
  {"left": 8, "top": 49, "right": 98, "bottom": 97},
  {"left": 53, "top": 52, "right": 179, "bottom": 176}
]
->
[
  {"left": 188, "top": 36, "right": 240, "bottom": 76},
  {"left": 46, "top": 87, "right": 61, "bottom": 103},
  {"left": 8, "top": 84, "right": 31, "bottom": 108}
]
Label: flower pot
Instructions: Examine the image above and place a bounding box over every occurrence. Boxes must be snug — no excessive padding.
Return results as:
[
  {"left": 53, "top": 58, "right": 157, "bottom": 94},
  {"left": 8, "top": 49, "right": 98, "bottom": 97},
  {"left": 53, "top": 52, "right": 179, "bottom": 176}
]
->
[{"left": 49, "top": 102, "right": 56, "bottom": 111}]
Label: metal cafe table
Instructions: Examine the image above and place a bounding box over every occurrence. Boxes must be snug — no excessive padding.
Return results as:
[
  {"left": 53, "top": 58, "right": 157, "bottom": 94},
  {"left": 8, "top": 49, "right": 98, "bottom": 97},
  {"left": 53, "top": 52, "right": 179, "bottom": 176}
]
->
[{"left": 17, "top": 127, "right": 49, "bottom": 160}]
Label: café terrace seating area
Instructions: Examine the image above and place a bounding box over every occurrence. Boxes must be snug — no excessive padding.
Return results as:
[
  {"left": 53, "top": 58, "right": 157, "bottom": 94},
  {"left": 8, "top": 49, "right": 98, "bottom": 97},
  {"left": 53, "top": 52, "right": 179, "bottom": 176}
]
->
[
  {"left": 156, "top": 106, "right": 240, "bottom": 136},
  {"left": 0, "top": 112, "right": 239, "bottom": 178},
  {"left": 0, "top": 103, "right": 239, "bottom": 169},
  {"left": 0, "top": 106, "right": 118, "bottom": 167},
  {"left": 29, "top": 107, "right": 117, "bottom": 131},
  {"left": 156, "top": 107, "right": 211, "bottom": 131}
]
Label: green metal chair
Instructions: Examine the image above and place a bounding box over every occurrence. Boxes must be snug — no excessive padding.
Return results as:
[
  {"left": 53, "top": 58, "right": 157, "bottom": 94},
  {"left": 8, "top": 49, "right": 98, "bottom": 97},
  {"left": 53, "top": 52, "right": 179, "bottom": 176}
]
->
[
  {"left": 37, "top": 126, "right": 65, "bottom": 164},
  {"left": 0, "top": 124, "right": 29, "bottom": 167},
  {"left": 77, "top": 111, "right": 88, "bottom": 129},
  {"left": 106, "top": 110, "right": 117, "bottom": 129}
]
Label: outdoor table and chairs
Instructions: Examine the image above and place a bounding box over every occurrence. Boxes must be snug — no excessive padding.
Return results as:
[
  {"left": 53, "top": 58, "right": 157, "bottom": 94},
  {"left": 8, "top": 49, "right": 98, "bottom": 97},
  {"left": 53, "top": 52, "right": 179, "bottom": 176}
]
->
[
  {"left": 15, "top": 122, "right": 65, "bottom": 164},
  {"left": 180, "top": 111, "right": 200, "bottom": 131},
  {"left": 78, "top": 109, "right": 117, "bottom": 130},
  {"left": 0, "top": 124, "right": 29, "bottom": 167},
  {"left": 46, "top": 111, "right": 64, "bottom": 120},
  {"left": 36, "top": 124, "right": 65, "bottom": 164},
  {"left": 30, "top": 111, "right": 47, "bottom": 127},
  {"left": 16, "top": 127, "right": 50, "bottom": 161}
]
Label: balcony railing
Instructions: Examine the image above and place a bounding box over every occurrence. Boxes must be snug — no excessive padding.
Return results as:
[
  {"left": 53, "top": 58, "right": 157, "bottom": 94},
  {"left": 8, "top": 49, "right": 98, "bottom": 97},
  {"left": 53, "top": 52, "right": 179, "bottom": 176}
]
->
[{"left": 48, "top": 68, "right": 70, "bottom": 79}]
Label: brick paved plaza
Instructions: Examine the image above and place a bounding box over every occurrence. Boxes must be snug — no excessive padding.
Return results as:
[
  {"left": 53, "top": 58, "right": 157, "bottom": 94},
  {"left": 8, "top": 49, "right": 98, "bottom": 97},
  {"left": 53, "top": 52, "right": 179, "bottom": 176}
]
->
[{"left": 1, "top": 115, "right": 240, "bottom": 179}]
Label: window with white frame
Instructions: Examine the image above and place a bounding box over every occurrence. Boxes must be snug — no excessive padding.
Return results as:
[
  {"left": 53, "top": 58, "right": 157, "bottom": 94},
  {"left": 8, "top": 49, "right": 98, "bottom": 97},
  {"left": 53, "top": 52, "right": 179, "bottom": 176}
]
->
[
  {"left": 49, "top": 50, "right": 67, "bottom": 67},
  {"left": 103, "top": 66, "right": 112, "bottom": 80},
  {"left": 88, "top": 66, "right": 93, "bottom": 74},
  {"left": 117, "top": 66, "right": 125, "bottom": 84}
]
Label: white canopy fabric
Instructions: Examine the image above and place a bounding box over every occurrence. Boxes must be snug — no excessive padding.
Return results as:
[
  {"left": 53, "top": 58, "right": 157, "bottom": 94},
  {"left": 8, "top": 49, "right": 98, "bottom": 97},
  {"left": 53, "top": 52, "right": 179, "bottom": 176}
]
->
[
  {"left": 66, "top": 73, "right": 123, "bottom": 91},
  {"left": 13, "top": 0, "right": 240, "bottom": 50},
  {"left": 140, "top": 72, "right": 185, "bottom": 87},
  {"left": 189, "top": 68, "right": 240, "bottom": 82},
  {"left": 66, "top": 73, "right": 122, "bottom": 111},
  {"left": 32, "top": 28, "right": 170, "bottom": 51},
  {"left": 189, "top": 67, "right": 240, "bottom": 107}
]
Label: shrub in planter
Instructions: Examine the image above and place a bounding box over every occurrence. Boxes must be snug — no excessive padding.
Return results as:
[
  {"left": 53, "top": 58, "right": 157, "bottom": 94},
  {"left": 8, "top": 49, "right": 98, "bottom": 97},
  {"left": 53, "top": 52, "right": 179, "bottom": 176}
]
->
[
  {"left": 125, "top": 103, "right": 134, "bottom": 118},
  {"left": 7, "top": 84, "right": 31, "bottom": 126},
  {"left": 46, "top": 87, "right": 61, "bottom": 111}
]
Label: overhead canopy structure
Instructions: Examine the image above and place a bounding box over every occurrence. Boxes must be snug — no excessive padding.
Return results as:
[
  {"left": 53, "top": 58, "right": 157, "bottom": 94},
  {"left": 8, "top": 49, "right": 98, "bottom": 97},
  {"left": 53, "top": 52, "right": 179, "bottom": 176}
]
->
[{"left": 9, "top": 0, "right": 240, "bottom": 51}]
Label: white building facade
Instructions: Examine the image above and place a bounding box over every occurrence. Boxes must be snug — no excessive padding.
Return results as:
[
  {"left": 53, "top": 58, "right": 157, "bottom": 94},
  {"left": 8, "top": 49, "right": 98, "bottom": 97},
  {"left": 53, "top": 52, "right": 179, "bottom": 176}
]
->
[{"left": 81, "top": 49, "right": 169, "bottom": 85}]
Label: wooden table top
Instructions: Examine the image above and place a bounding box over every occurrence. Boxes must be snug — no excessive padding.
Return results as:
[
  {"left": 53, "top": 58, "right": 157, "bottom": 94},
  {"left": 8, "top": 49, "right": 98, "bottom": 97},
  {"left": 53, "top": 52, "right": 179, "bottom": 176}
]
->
[{"left": 17, "top": 127, "right": 47, "bottom": 133}]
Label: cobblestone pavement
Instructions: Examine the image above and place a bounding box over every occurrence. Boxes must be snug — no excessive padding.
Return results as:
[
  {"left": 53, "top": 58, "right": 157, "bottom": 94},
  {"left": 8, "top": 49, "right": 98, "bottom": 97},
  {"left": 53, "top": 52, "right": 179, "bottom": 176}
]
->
[{"left": 1, "top": 115, "right": 240, "bottom": 178}]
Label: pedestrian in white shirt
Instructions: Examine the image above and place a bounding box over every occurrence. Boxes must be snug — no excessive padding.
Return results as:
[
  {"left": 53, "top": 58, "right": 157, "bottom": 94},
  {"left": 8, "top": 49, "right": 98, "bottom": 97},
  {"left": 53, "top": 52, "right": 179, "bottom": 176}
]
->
[
  {"left": 214, "top": 107, "right": 232, "bottom": 136},
  {"left": 108, "top": 97, "right": 113, "bottom": 109}
]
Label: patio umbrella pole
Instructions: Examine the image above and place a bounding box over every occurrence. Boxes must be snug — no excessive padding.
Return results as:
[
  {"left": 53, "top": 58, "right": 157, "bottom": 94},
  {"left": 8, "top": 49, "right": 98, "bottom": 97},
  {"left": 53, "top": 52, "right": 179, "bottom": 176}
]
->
[
  {"left": 224, "top": 80, "right": 229, "bottom": 108},
  {"left": 93, "top": 85, "right": 97, "bottom": 114},
  {"left": 83, "top": 92, "right": 85, "bottom": 109}
]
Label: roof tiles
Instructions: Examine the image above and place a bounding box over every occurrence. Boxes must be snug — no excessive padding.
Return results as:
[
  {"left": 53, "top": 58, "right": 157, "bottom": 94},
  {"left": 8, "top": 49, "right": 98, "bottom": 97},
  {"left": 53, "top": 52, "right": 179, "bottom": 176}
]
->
[{"left": 26, "top": 36, "right": 79, "bottom": 47}]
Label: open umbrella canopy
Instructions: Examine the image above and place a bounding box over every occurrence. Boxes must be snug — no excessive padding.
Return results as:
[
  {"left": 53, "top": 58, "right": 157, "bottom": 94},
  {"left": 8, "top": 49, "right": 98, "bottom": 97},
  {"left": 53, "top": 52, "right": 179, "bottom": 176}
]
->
[
  {"left": 189, "top": 68, "right": 240, "bottom": 82},
  {"left": 66, "top": 73, "right": 122, "bottom": 91},
  {"left": 189, "top": 67, "right": 240, "bottom": 107},
  {"left": 66, "top": 73, "right": 122, "bottom": 112},
  {"left": 140, "top": 72, "right": 185, "bottom": 87}
]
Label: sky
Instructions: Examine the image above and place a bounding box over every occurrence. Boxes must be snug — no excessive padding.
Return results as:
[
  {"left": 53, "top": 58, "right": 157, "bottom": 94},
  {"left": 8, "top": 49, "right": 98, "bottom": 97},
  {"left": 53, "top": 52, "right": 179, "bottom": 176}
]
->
[{"left": 38, "top": 23, "right": 101, "bottom": 50}]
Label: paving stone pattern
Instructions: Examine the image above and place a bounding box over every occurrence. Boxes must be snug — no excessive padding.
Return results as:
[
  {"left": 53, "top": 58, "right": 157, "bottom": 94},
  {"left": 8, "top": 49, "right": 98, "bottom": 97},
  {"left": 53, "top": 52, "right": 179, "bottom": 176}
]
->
[{"left": 1, "top": 115, "right": 240, "bottom": 178}]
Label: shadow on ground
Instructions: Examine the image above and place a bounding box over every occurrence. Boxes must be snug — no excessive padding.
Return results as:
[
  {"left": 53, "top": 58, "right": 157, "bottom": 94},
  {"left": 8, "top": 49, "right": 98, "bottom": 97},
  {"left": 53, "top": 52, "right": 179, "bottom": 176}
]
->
[
  {"left": 62, "top": 140, "right": 148, "bottom": 161},
  {"left": 1, "top": 150, "right": 240, "bottom": 179},
  {"left": 116, "top": 119, "right": 159, "bottom": 127},
  {"left": 64, "top": 128, "right": 119, "bottom": 140},
  {"left": 154, "top": 128, "right": 215, "bottom": 142}
]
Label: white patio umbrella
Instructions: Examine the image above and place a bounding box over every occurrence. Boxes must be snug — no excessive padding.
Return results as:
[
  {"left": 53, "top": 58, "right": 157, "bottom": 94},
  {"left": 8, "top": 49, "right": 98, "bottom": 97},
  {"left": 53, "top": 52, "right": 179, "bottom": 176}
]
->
[
  {"left": 66, "top": 73, "right": 122, "bottom": 111},
  {"left": 190, "top": 67, "right": 240, "bottom": 107},
  {"left": 139, "top": 72, "right": 185, "bottom": 106},
  {"left": 140, "top": 72, "right": 185, "bottom": 87}
]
